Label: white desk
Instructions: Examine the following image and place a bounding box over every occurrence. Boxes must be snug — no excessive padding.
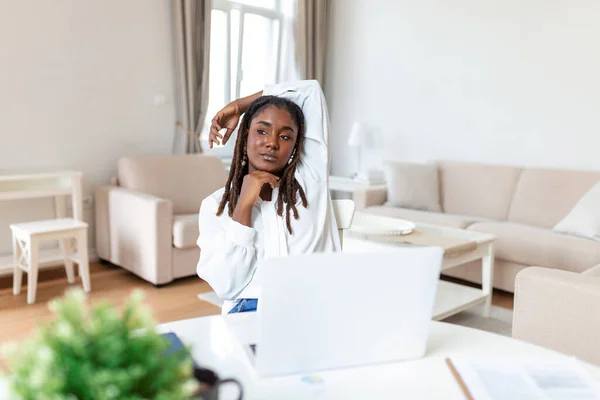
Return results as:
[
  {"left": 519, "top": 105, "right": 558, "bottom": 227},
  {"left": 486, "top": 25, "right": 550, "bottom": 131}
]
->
[
  {"left": 0, "top": 170, "right": 83, "bottom": 275},
  {"left": 158, "top": 314, "right": 600, "bottom": 400}
]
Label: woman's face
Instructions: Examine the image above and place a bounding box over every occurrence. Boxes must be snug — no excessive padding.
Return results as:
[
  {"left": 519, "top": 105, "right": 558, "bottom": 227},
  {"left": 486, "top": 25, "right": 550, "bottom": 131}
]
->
[{"left": 246, "top": 106, "right": 299, "bottom": 175}]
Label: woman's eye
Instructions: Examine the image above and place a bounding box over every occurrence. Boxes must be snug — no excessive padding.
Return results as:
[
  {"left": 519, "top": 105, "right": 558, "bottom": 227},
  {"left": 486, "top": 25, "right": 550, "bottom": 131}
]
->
[
  {"left": 258, "top": 129, "right": 267, "bottom": 135},
  {"left": 280, "top": 135, "right": 290, "bottom": 141}
]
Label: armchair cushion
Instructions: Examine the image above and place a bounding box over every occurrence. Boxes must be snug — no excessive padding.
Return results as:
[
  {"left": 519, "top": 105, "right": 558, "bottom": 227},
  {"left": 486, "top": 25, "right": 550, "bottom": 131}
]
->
[{"left": 173, "top": 214, "right": 199, "bottom": 249}]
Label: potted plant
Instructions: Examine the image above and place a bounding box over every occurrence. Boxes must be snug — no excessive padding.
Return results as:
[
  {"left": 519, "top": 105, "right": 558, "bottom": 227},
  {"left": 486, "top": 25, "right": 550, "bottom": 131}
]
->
[{"left": 1, "top": 288, "right": 229, "bottom": 399}]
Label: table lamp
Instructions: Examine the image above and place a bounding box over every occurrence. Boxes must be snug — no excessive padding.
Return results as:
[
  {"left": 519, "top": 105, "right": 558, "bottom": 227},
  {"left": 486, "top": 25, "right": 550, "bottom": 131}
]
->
[{"left": 347, "top": 121, "right": 372, "bottom": 180}]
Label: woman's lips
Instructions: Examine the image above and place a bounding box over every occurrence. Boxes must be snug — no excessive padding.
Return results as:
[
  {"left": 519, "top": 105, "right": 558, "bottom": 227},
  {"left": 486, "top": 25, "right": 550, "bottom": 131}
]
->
[{"left": 261, "top": 154, "right": 277, "bottom": 162}]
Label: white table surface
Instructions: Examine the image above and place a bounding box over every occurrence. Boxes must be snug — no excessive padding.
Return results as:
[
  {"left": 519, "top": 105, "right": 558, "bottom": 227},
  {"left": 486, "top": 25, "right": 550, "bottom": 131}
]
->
[{"left": 157, "top": 313, "right": 600, "bottom": 400}]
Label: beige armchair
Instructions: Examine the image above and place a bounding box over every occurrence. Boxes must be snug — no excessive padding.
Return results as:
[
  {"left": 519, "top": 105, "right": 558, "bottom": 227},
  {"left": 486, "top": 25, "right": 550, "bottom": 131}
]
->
[
  {"left": 95, "top": 154, "right": 227, "bottom": 285},
  {"left": 512, "top": 264, "right": 600, "bottom": 366}
]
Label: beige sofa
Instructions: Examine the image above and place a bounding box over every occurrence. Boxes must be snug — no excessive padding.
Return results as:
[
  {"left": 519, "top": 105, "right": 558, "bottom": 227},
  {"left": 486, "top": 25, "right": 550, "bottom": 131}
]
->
[
  {"left": 95, "top": 154, "right": 227, "bottom": 285},
  {"left": 513, "top": 265, "right": 600, "bottom": 366},
  {"left": 355, "top": 161, "right": 600, "bottom": 292}
]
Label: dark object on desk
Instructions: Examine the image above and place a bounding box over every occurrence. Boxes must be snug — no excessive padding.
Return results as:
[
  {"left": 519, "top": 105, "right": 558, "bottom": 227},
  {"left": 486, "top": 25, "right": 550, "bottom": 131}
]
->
[{"left": 162, "top": 332, "right": 244, "bottom": 400}]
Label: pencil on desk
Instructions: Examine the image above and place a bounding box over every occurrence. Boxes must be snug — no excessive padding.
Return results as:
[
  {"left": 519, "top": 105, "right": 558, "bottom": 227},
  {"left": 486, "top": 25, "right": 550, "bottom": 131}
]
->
[{"left": 445, "top": 358, "right": 475, "bottom": 400}]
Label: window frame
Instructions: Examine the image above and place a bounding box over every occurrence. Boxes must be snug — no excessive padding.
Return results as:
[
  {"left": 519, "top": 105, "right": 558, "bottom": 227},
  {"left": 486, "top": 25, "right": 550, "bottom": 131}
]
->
[{"left": 211, "top": 0, "right": 284, "bottom": 107}]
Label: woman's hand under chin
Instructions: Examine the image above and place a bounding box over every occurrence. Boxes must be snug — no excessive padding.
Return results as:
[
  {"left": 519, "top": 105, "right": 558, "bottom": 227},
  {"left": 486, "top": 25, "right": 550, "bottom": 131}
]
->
[
  {"left": 233, "top": 171, "right": 280, "bottom": 227},
  {"left": 239, "top": 171, "right": 279, "bottom": 206}
]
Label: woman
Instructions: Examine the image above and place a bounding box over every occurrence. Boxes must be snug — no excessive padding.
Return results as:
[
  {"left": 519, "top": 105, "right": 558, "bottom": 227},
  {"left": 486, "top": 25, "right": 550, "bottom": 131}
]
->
[{"left": 196, "top": 80, "right": 340, "bottom": 314}]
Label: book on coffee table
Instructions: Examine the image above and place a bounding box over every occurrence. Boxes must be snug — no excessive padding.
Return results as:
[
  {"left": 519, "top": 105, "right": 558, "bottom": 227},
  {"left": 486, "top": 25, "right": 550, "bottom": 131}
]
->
[{"left": 446, "top": 356, "right": 600, "bottom": 400}]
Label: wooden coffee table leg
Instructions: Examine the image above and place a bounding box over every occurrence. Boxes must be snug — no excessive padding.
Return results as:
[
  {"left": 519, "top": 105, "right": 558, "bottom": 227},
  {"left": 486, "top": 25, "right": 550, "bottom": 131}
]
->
[{"left": 481, "top": 243, "right": 495, "bottom": 317}]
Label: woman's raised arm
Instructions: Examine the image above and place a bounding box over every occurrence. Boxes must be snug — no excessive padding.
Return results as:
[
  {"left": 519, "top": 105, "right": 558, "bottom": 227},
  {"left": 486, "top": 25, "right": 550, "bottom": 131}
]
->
[{"left": 263, "top": 80, "right": 330, "bottom": 182}]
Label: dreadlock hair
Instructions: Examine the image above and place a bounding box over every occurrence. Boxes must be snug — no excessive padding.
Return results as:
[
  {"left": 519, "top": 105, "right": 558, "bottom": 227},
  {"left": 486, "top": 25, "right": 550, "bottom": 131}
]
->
[{"left": 216, "top": 95, "right": 308, "bottom": 234}]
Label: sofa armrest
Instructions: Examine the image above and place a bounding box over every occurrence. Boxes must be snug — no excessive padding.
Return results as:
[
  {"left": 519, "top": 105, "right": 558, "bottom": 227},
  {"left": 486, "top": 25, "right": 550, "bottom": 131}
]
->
[
  {"left": 107, "top": 187, "right": 174, "bottom": 285},
  {"left": 354, "top": 187, "right": 387, "bottom": 210},
  {"left": 513, "top": 266, "right": 600, "bottom": 365}
]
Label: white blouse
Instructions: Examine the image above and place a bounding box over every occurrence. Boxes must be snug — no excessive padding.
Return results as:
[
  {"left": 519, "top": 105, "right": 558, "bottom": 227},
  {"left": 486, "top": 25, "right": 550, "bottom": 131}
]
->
[{"left": 196, "top": 80, "right": 341, "bottom": 314}]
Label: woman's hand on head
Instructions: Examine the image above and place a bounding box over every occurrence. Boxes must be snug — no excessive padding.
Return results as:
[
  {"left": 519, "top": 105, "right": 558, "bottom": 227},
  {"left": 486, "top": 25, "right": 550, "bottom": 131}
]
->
[
  {"left": 209, "top": 101, "right": 242, "bottom": 149},
  {"left": 209, "top": 91, "right": 264, "bottom": 149},
  {"left": 238, "top": 171, "right": 280, "bottom": 208}
]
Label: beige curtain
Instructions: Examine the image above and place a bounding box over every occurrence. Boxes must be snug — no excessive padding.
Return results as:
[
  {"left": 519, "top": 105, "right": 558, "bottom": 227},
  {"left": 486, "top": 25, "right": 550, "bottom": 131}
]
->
[
  {"left": 295, "top": 0, "right": 329, "bottom": 85},
  {"left": 172, "top": 0, "right": 211, "bottom": 154}
]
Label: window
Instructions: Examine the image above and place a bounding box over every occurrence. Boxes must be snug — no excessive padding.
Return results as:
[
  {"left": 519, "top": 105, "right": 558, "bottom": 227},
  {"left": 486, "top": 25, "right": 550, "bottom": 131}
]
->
[{"left": 203, "top": 0, "right": 296, "bottom": 157}]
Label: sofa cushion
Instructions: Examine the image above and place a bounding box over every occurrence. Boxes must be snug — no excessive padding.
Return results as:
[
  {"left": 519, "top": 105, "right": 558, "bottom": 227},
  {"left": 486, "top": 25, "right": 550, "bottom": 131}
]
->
[
  {"left": 439, "top": 161, "right": 522, "bottom": 220},
  {"left": 582, "top": 264, "right": 600, "bottom": 277},
  {"left": 383, "top": 161, "right": 441, "bottom": 212},
  {"left": 553, "top": 181, "right": 600, "bottom": 241},
  {"left": 173, "top": 214, "right": 199, "bottom": 249},
  {"left": 365, "top": 206, "right": 487, "bottom": 229},
  {"left": 508, "top": 168, "right": 600, "bottom": 229},
  {"left": 118, "top": 154, "right": 227, "bottom": 214},
  {"left": 468, "top": 222, "right": 600, "bottom": 273}
]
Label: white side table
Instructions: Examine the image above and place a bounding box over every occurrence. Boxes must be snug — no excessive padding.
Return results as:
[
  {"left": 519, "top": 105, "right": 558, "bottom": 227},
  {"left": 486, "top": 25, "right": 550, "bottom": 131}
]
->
[{"left": 328, "top": 176, "right": 386, "bottom": 200}]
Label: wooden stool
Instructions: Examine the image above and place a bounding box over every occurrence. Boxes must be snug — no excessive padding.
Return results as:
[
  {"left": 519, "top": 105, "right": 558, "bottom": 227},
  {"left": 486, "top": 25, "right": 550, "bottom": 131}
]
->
[{"left": 11, "top": 218, "right": 91, "bottom": 304}]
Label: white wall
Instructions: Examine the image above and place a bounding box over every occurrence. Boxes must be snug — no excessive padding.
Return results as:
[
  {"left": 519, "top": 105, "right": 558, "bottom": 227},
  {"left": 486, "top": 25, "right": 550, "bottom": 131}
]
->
[
  {"left": 325, "top": 0, "right": 600, "bottom": 176},
  {"left": 0, "top": 0, "right": 177, "bottom": 256}
]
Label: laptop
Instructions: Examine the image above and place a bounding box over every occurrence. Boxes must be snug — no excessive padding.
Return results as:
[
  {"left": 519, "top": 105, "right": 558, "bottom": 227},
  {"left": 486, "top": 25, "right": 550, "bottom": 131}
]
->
[{"left": 228, "top": 246, "right": 443, "bottom": 377}]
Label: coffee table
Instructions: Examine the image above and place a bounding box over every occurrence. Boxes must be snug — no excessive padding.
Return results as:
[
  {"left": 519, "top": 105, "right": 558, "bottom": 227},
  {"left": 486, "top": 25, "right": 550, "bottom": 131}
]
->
[{"left": 343, "top": 212, "right": 496, "bottom": 320}]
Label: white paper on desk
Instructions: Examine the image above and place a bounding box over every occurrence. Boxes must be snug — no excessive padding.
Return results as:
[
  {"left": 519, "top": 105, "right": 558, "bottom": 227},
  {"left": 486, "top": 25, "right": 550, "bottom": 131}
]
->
[{"left": 450, "top": 356, "right": 600, "bottom": 400}]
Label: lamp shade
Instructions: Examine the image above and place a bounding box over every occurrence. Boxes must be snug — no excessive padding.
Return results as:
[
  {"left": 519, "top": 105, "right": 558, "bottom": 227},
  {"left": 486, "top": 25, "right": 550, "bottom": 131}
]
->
[{"left": 347, "top": 121, "right": 371, "bottom": 147}]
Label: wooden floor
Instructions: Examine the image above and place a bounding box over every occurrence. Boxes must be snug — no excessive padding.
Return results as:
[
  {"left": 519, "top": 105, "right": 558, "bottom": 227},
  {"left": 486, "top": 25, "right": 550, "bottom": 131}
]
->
[
  {"left": 494, "top": 290, "right": 514, "bottom": 309},
  {"left": 0, "top": 262, "right": 221, "bottom": 347},
  {"left": 0, "top": 262, "right": 515, "bottom": 349}
]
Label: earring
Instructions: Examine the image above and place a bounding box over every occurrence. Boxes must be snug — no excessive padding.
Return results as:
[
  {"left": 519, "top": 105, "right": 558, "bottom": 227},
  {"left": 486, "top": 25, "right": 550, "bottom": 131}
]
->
[
  {"left": 288, "top": 150, "right": 296, "bottom": 165},
  {"left": 241, "top": 151, "right": 247, "bottom": 167}
]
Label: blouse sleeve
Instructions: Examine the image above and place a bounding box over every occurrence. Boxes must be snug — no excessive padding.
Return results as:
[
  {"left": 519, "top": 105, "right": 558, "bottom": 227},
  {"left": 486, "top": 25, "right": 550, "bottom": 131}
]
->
[
  {"left": 196, "top": 195, "right": 258, "bottom": 300},
  {"left": 262, "top": 79, "right": 330, "bottom": 183}
]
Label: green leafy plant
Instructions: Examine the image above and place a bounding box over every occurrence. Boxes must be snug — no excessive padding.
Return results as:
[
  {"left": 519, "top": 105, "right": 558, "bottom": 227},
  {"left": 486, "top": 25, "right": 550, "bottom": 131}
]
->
[{"left": 2, "top": 289, "right": 199, "bottom": 400}]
